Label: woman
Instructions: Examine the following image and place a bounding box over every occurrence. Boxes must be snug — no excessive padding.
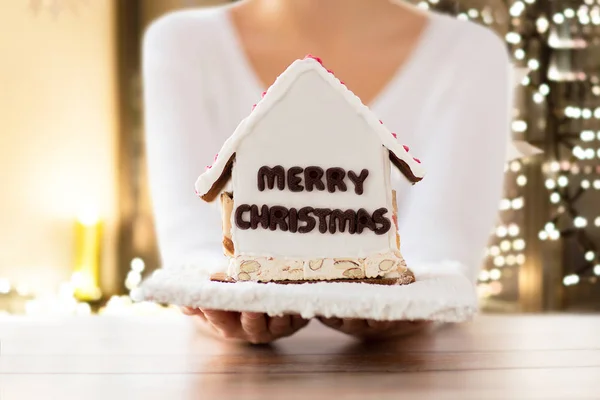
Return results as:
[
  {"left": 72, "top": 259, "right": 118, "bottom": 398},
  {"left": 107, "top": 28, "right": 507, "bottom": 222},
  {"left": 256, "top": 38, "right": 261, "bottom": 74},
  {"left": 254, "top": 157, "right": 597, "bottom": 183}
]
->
[{"left": 143, "top": 0, "right": 510, "bottom": 343}]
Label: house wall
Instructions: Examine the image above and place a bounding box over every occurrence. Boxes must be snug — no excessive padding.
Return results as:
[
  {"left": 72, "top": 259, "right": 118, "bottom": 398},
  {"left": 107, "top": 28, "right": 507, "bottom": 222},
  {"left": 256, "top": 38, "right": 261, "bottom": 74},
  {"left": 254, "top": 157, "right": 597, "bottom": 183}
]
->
[
  {"left": 232, "top": 69, "right": 395, "bottom": 259},
  {"left": 0, "top": 1, "right": 118, "bottom": 295}
]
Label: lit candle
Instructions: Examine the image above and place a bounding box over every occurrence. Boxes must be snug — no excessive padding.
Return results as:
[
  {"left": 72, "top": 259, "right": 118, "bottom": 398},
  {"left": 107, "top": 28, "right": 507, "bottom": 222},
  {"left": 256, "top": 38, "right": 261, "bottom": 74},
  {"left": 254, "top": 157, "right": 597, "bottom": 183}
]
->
[{"left": 72, "top": 210, "right": 103, "bottom": 301}]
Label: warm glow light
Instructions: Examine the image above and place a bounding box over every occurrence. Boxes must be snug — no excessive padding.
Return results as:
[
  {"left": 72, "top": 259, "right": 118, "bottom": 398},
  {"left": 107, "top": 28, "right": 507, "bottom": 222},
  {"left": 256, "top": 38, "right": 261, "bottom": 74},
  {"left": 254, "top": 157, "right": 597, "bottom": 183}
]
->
[
  {"left": 468, "top": 8, "right": 479, "bottom": 18},
  {"left": 557, "top": 176, "right": 569, "bottom": 187},
  {"left": 512, "top": 197, "right": 524, "bottom": 210},
  {"left": 0, "top": 278, "right": 11, "bottom": 294},
  {"left": 539, "top": 84, "right": 550, "bottom": 95},
  {"left": 550, "top": 192, "right": 561, "bottom": 204},
  {"left": 513, "top": 239, "right": 526, "bottom": 251},
  {"left": 574, "top": 216, "right": 588, "bottom": 228},
  {"left": 508, "top": 223, "right": 520, "bottom": 237},
  {"left": 490, "top": 245, "right": 500, "bottom": 257},
  {"left": 130, "top": 257, "right": 145, "bottom": 273},
  {"left": 479, "top": 270, "right": 490, "bottom": 281},
  {"left": 553, "top": 13, "right": 565, "bottom": 24},
  {"left": 573, "top": 146, "right": 586, "bottom": 159},
  {"left": 517, "top": 175, "right": 527, "bottom": 186},
  {"left": 581, "top": 130, "right": 595, "bottom": 141},
  {"left": 515, "top": 49, "right": 526, "bottom": 60},
  {"left": 537, "top": 16, "right": 549, "bottom": 32},
  {"left": 527, "top": 59, "right": 540, "bottom": 70},
  {"left": 594, "top": 265, "right": 600, "bottom": 276},
  {"left": 510, "top": 1, "right": 525, "bottom": 17},
  {"left": 77, "top": 207, "right": 100, "bottom": 226},
  {"left": 496, "top": 225, "right": 508, "bottom": 237},
  {"left": 494, "top": 256, "right": 506, "bottom": 267},
  {"left": 563, "top": 274, "right": 579, "bottom": 286},
  {"left": 506, "top": 32, "right": 522, "bottom": 44},
  {"left": 585, "top": 251, "right": 595, "bottom": 261},
  {"left": 489, "top": 268, "right": 502, "bottom": 280},
  {"left": 545, "top": 179, "right": 556, "bottom": 189}
]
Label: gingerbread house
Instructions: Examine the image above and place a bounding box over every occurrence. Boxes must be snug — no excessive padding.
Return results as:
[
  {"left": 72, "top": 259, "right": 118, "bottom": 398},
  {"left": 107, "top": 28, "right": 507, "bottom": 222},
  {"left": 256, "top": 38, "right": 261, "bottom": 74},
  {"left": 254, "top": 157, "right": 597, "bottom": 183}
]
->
[{"left": 195, "top": 56, "right": 425, "bottom": 283}]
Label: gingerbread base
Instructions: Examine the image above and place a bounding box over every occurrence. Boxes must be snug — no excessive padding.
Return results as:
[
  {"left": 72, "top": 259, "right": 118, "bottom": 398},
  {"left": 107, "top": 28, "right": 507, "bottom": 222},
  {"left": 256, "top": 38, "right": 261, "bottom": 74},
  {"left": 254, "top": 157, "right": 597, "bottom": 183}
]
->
[{"left": 210, "top": 269, "right": 415, "bottom": 286}]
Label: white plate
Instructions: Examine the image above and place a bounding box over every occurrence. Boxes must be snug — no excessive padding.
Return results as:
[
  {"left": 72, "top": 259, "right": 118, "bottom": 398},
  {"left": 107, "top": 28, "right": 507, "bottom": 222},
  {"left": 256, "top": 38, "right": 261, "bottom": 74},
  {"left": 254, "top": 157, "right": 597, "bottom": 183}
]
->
[{"left": 135, "top": 261, "right": 477, "bottom": 322}]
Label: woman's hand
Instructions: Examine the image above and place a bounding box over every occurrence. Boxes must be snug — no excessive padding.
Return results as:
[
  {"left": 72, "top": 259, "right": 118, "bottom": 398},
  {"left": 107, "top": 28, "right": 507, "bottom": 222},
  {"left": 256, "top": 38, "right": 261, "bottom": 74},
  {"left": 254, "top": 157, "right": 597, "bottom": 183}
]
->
[
  {"left": 318, "top": 317, "right": 430, "bottom": 340},
  {"left": 182, "top": 308, "right": 310, "bottom": 344}
]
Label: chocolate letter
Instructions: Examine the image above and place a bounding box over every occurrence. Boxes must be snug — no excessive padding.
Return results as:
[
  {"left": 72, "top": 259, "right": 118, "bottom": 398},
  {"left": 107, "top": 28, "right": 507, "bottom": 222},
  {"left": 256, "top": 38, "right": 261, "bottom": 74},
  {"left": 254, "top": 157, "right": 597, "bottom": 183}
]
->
[
  {"left": 269, "top": 206, "right": 289, "bottom": 231},
  {"left": 288, "top": 207, "right": 299, "bottom": 233},
  {"left": 326, "top": 168, "right": 347, "bottom": 193},
  {"left": 287, "top": 167, "right": 304, "bottom": 192},
  {"left": 298, "top": 207, "right": 316, "bottom": 233},
  {"left": 372, "top": 207, "right": 391, "bottom": 235},
  {"left": 329, "top": 209, "right": 357, "bottom": 234},
  {"left": 313, "top": 208, "right": 332, "bottom": 234},
  {"left": 304, "top": 167, "right": 325, "bottom": 192},
  {"left": 257, "top": 166, "right": 285, "bottom": 191},
  {"left": 356, "top": 208, "right": 376, "bottom": 234},
  {"left": 250, "top": 204, "right": 270, "bottom": 229},
  {"left": 235, "top": 204, "right": 251, "bottom": 230},
  {"left": 348, "top": 169, "right": 369, "bottom": 195}
]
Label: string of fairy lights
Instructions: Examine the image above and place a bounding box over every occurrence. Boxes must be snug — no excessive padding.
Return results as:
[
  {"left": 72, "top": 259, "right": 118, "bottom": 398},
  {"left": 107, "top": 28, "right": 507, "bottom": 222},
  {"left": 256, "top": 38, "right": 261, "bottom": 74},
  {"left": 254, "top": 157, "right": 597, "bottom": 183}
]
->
[
  {"left": 421, "top": 0, "right": 600, "bottom": 297},
  {"left": 524, "top": 0, "right": 600, "bottom": 287},
  {"left": 415, "top": 0, "right": 532, "bottom": 299}
]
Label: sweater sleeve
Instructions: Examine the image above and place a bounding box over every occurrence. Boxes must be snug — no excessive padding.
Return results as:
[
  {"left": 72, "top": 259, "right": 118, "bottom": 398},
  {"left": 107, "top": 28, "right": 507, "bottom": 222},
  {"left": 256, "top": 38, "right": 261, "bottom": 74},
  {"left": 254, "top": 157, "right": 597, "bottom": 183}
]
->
[
  {"left": 396, "top": 29, "right": 512, "bottom": 281},
  {"left": 142, "top": 13, "right": 226, "bottom": 269}
]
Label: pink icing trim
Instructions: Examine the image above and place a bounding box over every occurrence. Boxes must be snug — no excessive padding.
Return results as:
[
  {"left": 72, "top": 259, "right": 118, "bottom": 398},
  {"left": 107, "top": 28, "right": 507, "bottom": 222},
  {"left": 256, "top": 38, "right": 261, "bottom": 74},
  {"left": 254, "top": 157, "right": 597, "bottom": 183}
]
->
[
  {"left": 379, "top": 120, "right": 384, "bottom": 124},
  {"left": 261, "top": 91, "right": 267, "bottom": 98},
  {"left": 391, "top": 132, "right": 397, "bottom": 139},
  {"left": 326, "top": 69, "right": 334, "bottom": 74},
  {"left": 413, "top": 157, "right": 421, "bottom": 164},
  {"left": 205, "top": 165, "right": 212, "bottom": 170},
  {"left": 304, "top": 54, "right": 323, "bottom": 65},
  {"left": 214, "top": 154, "right": 219, "bottom": 161},
  {"left": 252, "top": 104, "right": 257, "bottom": 111},
  {"left": 340, "top": 81, "right": 345, "bottom": 85},
  {"left": 403, "top": 145, "right": 410, "bottom": 152}
]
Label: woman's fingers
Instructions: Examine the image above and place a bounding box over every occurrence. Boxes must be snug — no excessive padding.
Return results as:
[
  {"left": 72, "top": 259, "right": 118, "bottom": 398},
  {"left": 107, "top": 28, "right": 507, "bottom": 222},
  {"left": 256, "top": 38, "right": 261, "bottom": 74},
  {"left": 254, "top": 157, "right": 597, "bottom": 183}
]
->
[
  {"left": 366, "top": 319, "right": 392, "bottom": 330},
  {"left": 319, "top": 317, "right": 343, "bottom": 329},
  {"left": 339, "top": 318, "right": 370, "bottom": 334},
  {"left": 318, "top": 317, "right": 430, "bottom": 339},
  {"left": 203, "top": 310, "right": 242, "bottom": 338},
  {"left": 291, "top": 314, "right": 310, "bottom": 331},
  {"left": 240, "top": 312, "right": 271, "bottom": 344},
  {"left": 268, "top": 315, "right": 292, "bottom": 336},
  {"left": 181, "top": 307, "right": 207, "bottom": 321},
  {"left": 184, "top": 309, "right": 310, "bottom": 343}
]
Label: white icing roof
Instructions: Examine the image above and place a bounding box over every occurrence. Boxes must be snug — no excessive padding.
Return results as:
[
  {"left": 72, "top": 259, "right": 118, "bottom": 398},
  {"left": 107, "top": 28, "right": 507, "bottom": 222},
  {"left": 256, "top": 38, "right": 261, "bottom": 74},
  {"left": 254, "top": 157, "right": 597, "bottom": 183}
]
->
[{"left": 195, "top": 56, "right": 426, "bottom": 201}]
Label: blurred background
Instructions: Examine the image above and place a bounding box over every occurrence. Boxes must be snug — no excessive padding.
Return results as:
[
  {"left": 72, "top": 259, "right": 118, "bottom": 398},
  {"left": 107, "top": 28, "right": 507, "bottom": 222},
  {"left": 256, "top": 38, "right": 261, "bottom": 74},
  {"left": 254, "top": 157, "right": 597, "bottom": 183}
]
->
[{"left": 1, "top": 0, "right": 599, "bottom": 316}]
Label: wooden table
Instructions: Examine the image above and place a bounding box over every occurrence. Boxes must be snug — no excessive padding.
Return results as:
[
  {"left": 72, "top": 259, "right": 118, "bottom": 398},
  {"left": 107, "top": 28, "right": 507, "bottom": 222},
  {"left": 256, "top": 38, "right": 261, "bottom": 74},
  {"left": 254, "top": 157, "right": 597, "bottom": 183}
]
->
[{"left": 1, "top": 315, "right": 599, "bottom": 399}]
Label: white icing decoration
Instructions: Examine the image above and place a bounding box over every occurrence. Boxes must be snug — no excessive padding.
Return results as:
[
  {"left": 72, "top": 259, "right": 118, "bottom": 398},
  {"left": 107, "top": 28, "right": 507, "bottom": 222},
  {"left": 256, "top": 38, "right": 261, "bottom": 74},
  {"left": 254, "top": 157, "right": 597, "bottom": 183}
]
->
[{"left": 195, "top": 57, "right": 425, "bottom": 199}]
